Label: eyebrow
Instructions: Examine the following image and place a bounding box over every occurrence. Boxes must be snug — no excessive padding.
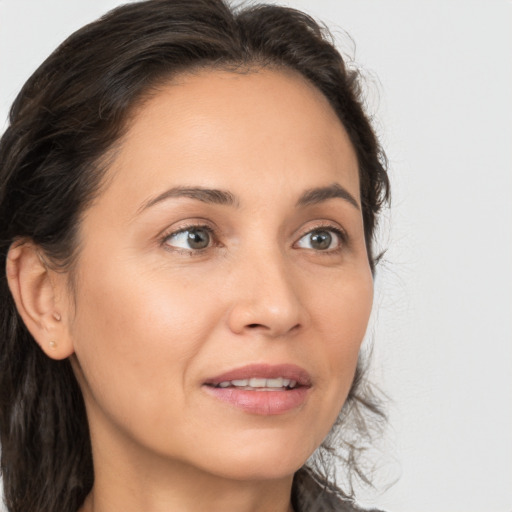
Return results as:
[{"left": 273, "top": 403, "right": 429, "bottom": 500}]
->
[
  {"left": 296, "top": 183, "right": 360, "bottom": 210},
  {"left": 138, "top": 182, "right": 359, "bottom": 214},
  {"left": 139, "top": 186, "right": 239, "bottom": 213}
]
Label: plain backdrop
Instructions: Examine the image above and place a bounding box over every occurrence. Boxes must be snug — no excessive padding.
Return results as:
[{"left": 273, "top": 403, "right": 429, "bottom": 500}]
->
[{"left": 1, "top": 1, "right": 511, "bottom": 511}]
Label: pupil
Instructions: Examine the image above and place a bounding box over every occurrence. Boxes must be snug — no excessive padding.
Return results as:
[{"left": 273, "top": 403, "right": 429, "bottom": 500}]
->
[
  {"left": 187, "top": 229, "right": 210, "bottom": 249},
  {"left": 311, "top": 231, "right": 331, "bottom": 250}
]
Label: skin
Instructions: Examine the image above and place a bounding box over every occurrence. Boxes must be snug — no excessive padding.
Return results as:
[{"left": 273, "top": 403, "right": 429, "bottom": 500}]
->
[{"left": 7, "top": 68, "right": 373, "bottom": 512}]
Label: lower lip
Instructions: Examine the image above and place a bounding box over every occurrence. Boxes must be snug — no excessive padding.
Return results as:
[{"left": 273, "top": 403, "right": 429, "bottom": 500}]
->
[{"left": 203, "top": 386, "right": 309, "bottom": 415}]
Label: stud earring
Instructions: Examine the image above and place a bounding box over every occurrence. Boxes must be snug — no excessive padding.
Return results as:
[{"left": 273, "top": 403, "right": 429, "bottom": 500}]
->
[{"left": 49, "top": 340, "right": 57, "bottom": 350}]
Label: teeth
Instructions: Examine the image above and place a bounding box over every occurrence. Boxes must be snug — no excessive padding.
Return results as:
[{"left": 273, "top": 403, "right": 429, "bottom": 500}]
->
[
  {"left": 249, "top": 377, "right": 267, "bottom": 387},
  {"left": 266, "top": 378, "right": 284, "bottom": 388},
  {"left": 215, "top": 378, "right": 297, "bottom": 389}
]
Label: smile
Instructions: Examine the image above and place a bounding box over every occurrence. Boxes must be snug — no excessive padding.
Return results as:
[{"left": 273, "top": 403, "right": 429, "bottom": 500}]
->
[
  {"left": 202, "top": 364, "right": 311, "bottom": 415},
  {"left": 214, "top": 377, "right": 298, "bottom": 390}
]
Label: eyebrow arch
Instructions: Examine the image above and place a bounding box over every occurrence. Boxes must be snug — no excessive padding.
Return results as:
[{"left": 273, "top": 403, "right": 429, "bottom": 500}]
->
[
  {"left": 138, "top": 186, "right": 239, "bottom": 213},
  {"left": 138, "top": 182, "right": 359, "bottom": 215},
  {"left": 296, "top": 183, "right": 360, "bottom": 210}
]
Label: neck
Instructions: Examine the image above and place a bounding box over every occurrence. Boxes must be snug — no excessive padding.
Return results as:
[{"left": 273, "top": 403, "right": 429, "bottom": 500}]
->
[
  {"left": 80, "top": 466, "right": 295, "bottom": 512},
  {"left": 79, "top": 424, "right": 295, "bottom": 512},
  {"left": 80, "top": 470, "right": 293, "bottom": 512}
]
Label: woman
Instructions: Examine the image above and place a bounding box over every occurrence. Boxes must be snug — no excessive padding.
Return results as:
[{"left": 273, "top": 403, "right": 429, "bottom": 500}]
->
[{"left": 0, "top": 1, "right": 389, "bottom": 511}]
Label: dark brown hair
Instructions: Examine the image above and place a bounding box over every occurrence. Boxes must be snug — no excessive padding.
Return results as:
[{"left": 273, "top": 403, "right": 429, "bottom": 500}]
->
[{"left": 0, "top": 1, "right": 389, "bottom": 511}]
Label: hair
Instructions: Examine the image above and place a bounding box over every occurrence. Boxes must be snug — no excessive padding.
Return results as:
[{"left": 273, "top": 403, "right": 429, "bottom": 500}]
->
[{"left": 0, "top": 1, "right": 390, "bottom": 511}]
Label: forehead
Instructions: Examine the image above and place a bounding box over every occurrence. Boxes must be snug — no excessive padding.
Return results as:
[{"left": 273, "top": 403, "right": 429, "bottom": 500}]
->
[{"left": 100, "top": 68, "right": 360, "bottom": 211}]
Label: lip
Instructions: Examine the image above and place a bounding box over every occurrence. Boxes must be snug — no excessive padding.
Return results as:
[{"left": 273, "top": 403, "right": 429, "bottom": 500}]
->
[
  {"left": 202, "top": 363, "right": 312, "bottom": 416},
  {"left": 204, "top": 363, "right": 312, "bottom": 387}
]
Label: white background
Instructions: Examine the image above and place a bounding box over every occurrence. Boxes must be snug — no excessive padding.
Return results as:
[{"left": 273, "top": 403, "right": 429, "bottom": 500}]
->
[{"left": 1, "top": 1, "right": 511, "bottom": 511}]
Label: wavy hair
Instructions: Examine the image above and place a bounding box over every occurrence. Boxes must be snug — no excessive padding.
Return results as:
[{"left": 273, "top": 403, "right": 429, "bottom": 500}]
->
[{"left": 0, "top": 1, "right": 389, "bottom": 510}]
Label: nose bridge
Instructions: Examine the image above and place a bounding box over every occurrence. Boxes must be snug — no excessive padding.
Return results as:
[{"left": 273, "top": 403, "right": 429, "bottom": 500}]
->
[{"left": 227, "top": 238, "right": 305, "bottom": 337}]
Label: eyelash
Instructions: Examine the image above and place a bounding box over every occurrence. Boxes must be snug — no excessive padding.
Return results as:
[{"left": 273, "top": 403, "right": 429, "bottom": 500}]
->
[
  {"left": 298, "top": 224, "right": 347, "bottom": 254},
  {"left": 160, "top": 222, "right": 347, "bottom": 256},
  {"left": 160, "top": 223, "right": 217, "bottom": 256}
]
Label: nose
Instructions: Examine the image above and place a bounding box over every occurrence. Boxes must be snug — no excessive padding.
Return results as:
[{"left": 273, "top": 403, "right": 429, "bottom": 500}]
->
[{"left": 226, "top": 246, "right": 307, "bottom": 338}]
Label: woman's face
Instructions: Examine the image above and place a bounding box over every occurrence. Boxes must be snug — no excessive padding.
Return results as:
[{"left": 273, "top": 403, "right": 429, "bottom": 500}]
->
[{"left": 66, "top": 68, "right": 373, "bottom": 481}]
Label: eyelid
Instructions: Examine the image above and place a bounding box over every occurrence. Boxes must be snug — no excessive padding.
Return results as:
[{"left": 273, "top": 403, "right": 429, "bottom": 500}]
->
[
  {"left": 157, "top": 219, "right": 348, "bottom": 254},
  {"left": 293, "top": 222, "right": 348, "bottom": 251},
  {"left": 159, "top": 222, "right": 219, "bottom": 254}
]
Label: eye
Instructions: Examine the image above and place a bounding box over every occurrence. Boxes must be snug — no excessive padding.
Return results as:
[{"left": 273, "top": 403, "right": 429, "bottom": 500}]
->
[
  {"left": 296, "top": 227, "right": 344, "bottom": 251},
  {"left": 164, "top": 226, "right": 213, "bottom": 251}
]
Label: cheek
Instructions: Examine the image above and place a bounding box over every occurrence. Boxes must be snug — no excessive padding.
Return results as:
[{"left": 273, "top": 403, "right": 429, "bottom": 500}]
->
[
  {"left": 310, "top": 269, "right": 373, "bottom": 400},
  {"left": 314, "top": 264, "right": 373, "bottom": 339},
  {"left": 68, "top": 260, "right": 221, "bottom": 415}
]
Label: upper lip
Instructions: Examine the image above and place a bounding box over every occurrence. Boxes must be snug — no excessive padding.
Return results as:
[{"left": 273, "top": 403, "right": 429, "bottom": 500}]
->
[{"left": 203, "top": 363, "right": 312, "bottom": 387}]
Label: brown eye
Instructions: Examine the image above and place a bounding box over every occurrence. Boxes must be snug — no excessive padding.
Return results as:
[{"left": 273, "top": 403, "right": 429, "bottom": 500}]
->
[
  {"left": 165, "top": 227, "right": 212, "bottom": 250},
  {"left": 296, "top": 228, "right": 342, "bottom": 251},
  {"left": 309, "top": 231, "right": 332, "bottom": 250}
]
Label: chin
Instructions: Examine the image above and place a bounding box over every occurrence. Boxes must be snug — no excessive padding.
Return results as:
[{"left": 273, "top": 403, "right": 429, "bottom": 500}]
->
[
  {"left": 207, "top": 457, "right": 304, "bottom": 482},
  {"left": 190, "top": 431, "right": 319, "bottom": 482}
]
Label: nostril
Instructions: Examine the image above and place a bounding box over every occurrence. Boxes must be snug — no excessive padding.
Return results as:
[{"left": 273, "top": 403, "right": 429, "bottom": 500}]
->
[{"left": 247, "top": 323, "right": 264, "bottom": 329}]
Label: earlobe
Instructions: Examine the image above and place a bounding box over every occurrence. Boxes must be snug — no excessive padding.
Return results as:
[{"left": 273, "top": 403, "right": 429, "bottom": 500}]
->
[{"left": 6, "top": 240, "right": 74, "bottom": 360}]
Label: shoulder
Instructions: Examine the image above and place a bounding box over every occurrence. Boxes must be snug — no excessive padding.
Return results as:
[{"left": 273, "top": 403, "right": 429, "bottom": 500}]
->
[{"left": 292, "top": 467, "right": 385, "bottom": 512}]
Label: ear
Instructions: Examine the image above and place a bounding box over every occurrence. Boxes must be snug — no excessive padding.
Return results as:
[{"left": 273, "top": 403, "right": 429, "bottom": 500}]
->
[{"left": 6, "top": 240, "right": 74, "bottom": 360}]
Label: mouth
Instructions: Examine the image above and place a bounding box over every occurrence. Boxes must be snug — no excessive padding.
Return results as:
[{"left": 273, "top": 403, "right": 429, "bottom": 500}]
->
[
  {"left": 202, "top": 364, "right": 312, "bottom": 415},
  {"left": 211, "top": 376, "right": 299, "bottom": 391}
]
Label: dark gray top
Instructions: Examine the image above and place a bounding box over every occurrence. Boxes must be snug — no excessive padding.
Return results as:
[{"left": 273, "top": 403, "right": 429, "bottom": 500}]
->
[{"left": 292, "top": 468, "right": 383, "bottom": 512}]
